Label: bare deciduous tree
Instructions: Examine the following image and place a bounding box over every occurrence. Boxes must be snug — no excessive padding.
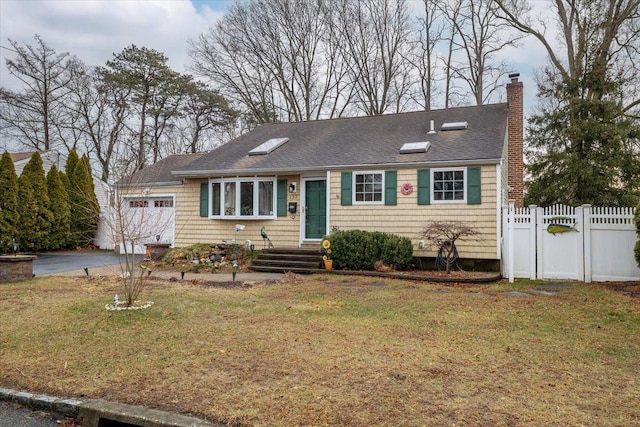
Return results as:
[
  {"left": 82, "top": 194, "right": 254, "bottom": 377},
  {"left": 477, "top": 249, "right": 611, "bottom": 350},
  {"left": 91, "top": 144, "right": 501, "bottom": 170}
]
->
[
  {"left": 67, "top": 62, "right": 131, "bottom": 183},
  {"left": 438, "top": 0, "right": 523, "bottom": 106},
  {"left": 336, "top": 0, "right": 414, "bottom": 115},
  {"left": 408, "top": 0, "right": 445, "bottom": 110},
  {"left": 495, "top": 0, "right": 640, "bottom": 112},
  {"left": 189, "top": 0, "right": 353, "bottom": 124},
  {"left": 0, "top": 35, "right": 80, "bottom": 151}
]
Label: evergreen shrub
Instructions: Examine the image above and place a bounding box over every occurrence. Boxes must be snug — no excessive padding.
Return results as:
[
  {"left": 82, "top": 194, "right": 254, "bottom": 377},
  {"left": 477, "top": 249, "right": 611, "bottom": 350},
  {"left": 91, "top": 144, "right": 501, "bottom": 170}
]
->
[{"left": 327, "top": 230, "right": 413, "bottom": 271}]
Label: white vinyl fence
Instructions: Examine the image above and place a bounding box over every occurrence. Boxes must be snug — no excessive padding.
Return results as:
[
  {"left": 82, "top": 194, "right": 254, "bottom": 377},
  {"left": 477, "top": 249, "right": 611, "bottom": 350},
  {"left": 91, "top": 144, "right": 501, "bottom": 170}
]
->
[{"left": 503, "top": 204, "right": 640, "bottom": 283}]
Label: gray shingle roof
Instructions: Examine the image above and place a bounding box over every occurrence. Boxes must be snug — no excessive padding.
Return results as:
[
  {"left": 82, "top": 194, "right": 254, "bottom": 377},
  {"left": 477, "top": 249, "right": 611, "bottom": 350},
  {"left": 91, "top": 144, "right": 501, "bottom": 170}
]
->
[
  {"left": 123, "top": 153, "right": 205, "bottom": 186},
  {"left": 175, "top": 103, "right": 508, "bottom": 177}
]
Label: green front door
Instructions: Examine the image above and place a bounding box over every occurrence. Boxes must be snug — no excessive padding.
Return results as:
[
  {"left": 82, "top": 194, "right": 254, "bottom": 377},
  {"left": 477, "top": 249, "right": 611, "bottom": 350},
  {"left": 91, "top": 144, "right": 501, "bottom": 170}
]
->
[{"left": 305, "top": 180, "right": 326, "bottom": 239}]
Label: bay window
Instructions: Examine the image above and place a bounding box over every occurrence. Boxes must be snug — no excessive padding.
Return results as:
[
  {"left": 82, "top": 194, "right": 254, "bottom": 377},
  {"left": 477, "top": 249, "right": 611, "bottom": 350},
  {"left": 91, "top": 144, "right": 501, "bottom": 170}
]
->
[{"left": 210, "top": 178, "right": 275, "bottom": 219}]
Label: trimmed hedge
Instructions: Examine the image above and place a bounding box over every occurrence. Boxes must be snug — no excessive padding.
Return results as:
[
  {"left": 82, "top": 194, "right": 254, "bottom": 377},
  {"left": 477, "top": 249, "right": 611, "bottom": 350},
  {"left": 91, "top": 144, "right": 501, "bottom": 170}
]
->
[{"left": 326, "top": 230, "right": 413, "bottom": 271}]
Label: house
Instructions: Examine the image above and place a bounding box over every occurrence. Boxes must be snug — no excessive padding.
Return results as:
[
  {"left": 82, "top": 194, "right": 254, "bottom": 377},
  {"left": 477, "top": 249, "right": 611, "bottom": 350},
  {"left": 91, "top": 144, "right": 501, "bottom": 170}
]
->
[
  {"left": 121, "top": 74, "right": 524, "bottom": 265},
  {"left": 10, "top": 150, "right": 114, "bottom": 250}
]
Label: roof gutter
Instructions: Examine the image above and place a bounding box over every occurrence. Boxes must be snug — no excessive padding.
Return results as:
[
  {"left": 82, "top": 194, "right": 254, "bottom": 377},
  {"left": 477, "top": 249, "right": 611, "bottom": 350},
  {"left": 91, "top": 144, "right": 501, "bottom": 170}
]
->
[
  {"left": 172, "top": 158, "right": 502, "bottom": 179},
  {"left": 117, "top": 180, "right": 184, "bottom": 189}
]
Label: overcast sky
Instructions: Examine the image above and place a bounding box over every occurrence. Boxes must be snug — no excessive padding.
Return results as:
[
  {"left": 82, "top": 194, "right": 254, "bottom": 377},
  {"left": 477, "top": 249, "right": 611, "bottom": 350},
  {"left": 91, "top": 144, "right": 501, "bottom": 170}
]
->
[{"left": 0, "top": 0, "right": 550, "bottom": 118}]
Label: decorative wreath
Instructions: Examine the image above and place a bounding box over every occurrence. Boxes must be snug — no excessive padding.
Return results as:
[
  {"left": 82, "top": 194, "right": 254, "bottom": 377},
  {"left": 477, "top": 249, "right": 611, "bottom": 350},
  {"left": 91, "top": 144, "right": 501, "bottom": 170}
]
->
[{"left": 401, "top": 182, "right": 413, "bottom": 195}]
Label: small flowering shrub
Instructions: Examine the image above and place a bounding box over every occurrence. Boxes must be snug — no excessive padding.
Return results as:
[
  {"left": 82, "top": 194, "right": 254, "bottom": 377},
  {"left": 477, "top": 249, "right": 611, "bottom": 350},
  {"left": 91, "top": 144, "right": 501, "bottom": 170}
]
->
[{"left": 325, "top": 230, "right": 413, "bottom": 271}]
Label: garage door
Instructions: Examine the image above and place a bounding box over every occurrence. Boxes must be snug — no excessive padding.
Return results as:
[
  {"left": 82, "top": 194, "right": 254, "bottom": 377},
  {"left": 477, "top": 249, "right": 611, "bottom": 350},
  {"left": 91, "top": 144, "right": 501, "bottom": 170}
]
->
[{"left": 119, "top": 196, "right": 175, "bottom": 254}]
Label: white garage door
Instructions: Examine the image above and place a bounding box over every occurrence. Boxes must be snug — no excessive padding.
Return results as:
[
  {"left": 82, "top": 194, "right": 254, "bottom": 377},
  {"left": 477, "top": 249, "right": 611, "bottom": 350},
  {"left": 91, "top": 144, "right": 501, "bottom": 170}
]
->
[{"left": 119, "top": 196, "right": 175, "bottom": 254}]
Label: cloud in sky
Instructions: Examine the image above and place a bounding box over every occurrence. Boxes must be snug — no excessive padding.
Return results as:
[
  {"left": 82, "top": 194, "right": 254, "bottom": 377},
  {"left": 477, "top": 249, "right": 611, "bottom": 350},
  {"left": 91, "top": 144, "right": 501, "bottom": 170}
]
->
[
  {"left": 0, "top": 0, "right": 226, "bottom": 86},
  {"left": 0, "top": 0, "right": 553, "bottom": 117}
]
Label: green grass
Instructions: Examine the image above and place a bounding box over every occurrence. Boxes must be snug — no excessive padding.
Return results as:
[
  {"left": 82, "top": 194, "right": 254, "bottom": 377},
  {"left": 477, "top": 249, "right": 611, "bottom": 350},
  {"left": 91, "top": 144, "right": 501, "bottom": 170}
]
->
[{"left": 1, "top": 275, "right": 639, "bottom": 426}]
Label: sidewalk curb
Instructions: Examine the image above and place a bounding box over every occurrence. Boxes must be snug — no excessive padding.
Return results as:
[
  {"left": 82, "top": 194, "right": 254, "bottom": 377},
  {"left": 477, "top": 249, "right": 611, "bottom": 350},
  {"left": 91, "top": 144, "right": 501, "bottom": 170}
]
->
[
  {"left": 0, "top": 387, "right": 81, "bottom": 418},
  {"left": 0, "top": 388, "right": 216, "bottom": 426}
]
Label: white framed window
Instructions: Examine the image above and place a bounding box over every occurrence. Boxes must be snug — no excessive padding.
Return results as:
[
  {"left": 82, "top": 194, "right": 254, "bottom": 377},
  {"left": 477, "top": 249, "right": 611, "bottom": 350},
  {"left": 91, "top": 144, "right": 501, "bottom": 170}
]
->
[
  {"left": 354, "top": 171, "right": 384, "bottom": 204},
  {"left": 154, "top": 199, "right": 173, "bottom": 208},
  {"left": 210, "top": 178, "right": 275, "bottom": 219},
  {"left": 432, "top": 168, "right": 466, "bottom": 203},
  {"left": 128, "top": 199, "right": 148, "bottom": 208}
]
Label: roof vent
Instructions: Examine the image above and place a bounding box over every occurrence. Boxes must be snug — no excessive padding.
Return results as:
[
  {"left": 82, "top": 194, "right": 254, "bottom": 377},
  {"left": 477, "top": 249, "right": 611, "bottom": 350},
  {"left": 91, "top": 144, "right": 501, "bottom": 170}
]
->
[
  {"left": 427, "top": 120, "right": 436, "bottom": 135},
  {"left": 400, "top": 141, "right": 431, "bottom": 154},
  {"left": 248, "top": 137, "right": 289, "bottom": 155},
  {"left": 441, "top": 121, "right": 468, "bottom": 131}
]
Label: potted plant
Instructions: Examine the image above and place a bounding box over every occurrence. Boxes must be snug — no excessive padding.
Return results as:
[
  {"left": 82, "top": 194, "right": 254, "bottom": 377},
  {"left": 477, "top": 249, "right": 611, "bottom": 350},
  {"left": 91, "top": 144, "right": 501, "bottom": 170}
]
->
[{"left": 321, "top": 238, "right": 333, "bottom": 270}]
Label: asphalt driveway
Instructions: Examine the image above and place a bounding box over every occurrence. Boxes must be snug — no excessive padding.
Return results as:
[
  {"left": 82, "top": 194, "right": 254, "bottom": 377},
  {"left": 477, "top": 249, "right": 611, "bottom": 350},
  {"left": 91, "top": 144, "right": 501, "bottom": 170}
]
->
[{"left": 32, "top": 250, "right": 141, "bottom": 276}]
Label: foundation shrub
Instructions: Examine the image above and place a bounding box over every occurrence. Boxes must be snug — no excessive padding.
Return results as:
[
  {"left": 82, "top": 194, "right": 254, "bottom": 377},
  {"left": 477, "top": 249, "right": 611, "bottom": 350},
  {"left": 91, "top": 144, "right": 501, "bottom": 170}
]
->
[{"left": 327, "top": 230, "right": 413, "bottom": 271}]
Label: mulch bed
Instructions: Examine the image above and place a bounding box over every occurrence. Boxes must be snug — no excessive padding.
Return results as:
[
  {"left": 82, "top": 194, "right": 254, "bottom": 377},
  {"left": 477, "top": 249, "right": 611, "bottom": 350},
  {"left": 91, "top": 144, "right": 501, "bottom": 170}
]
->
[{"left": 166, "top": 270, "right": 640, "bottom": 299}]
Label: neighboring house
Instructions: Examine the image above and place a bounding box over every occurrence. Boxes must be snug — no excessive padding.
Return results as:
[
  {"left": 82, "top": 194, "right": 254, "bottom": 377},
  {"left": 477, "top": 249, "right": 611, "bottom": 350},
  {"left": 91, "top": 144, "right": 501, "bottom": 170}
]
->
[
  {"left": 122, "top": 75, "right": 524, "bottom": 264},
  {"left": 10, "top": 150, "right": 115, "bottom": 250}
]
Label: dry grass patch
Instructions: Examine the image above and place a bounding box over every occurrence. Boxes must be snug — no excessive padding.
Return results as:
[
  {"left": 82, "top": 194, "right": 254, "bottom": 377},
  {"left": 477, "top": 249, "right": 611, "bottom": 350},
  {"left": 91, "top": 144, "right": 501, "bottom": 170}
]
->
[{"left": 1, "top": 275, "right": 639, "bottom": 426}]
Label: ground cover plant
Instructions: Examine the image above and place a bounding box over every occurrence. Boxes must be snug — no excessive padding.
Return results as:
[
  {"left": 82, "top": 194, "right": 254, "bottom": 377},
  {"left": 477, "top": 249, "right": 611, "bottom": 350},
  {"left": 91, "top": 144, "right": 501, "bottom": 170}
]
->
[{"left": 1, "top": 275, "right": 639, "bottom": 426}]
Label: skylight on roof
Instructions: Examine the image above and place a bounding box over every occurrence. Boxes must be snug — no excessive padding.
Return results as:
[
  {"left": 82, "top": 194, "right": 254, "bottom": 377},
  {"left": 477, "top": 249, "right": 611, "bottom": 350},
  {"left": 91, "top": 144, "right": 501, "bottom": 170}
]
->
[
  {"left": 248, "top": 137, "right": 289, "bottom": 155},
  {"left": 441, "top": 121, "right": 468, "bottom": 131},
  {"left": 400, "top": 141, "right": 431, "bottom": 154}
]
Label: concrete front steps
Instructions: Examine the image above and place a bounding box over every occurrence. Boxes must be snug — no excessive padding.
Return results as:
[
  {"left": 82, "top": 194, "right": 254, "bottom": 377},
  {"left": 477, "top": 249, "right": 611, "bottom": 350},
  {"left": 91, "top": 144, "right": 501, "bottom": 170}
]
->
[{"left": 251, "top": 247, "right": 326, "bottom": 274}]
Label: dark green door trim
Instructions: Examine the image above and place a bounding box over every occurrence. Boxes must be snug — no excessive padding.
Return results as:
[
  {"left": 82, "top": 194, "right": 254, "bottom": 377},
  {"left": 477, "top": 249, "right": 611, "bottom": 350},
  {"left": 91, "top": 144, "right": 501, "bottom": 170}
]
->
[{"left": 304, "top": 179, "right": 326, "bottom": 239}]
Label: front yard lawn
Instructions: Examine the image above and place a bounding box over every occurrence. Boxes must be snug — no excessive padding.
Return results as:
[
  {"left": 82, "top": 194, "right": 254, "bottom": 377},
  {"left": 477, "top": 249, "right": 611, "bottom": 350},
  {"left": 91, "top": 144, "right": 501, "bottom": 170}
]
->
[{"left": 1, "top": 275, "right": 639, "bottom": 426}]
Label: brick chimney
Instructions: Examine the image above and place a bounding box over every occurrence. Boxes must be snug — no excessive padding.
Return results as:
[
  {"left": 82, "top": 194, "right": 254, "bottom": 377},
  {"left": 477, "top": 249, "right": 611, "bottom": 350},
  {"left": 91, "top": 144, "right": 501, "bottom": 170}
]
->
[{"left": 506, "top": 73, "right": 524, "bottom": 207}]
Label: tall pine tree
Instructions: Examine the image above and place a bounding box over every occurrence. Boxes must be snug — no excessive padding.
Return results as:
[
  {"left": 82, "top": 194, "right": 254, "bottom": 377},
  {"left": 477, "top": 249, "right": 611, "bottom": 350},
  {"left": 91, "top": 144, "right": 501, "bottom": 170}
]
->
[
  {"left": 0, "top": 152, "right": 19, "bottom": 253},
  {"left": 21, "top": 152, "right": 53, "bottom": 250},
  {"left": 525, "top": 69, "right": 640, "bottom": 206},
  {"left": 47, "top": 164, "right": 71, "bottom": 250}
]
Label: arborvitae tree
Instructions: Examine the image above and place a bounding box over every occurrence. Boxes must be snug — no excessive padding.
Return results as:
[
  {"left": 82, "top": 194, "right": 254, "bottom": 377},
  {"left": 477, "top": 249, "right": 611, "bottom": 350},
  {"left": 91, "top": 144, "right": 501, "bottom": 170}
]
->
[
  {"left": 58, "top": 170, "right": 70, "bottom": 246},
  {"left": 81, "top": 154, "right": 100, "bottom": 243},
  {"left": 21, "top": 152, "right": 53, "bottom": 251},
  {"left": 0, "top": 152, "right": 20, "bottom": 253},
  {"left": 65, "top": 149, "right": 79, "bottom": 189},
  {"left": 81, "top": 154, "right": 97, "bottom": 195},
  {"left": 68, "top": 154, "right": 99, "bottom": 247},
  {"left": 58, "top": 170, "right": 70, "bottom": 194},
  {"left": 16, "top": 174, "right": 39, "bottom": 252},
  {"left": 47, "top": 164, "right": 71, "bottom": 250}
]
